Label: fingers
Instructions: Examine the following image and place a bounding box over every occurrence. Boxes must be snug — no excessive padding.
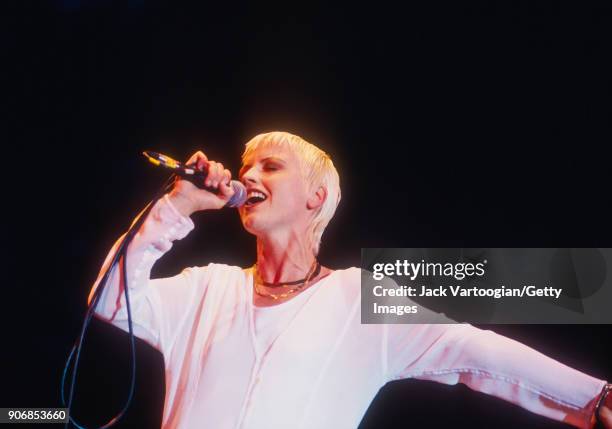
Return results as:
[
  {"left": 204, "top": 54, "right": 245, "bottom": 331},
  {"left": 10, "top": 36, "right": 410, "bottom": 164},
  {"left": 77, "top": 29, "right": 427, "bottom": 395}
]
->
[
  {"left": 184, "top": 152, "right": 235, "bottom": 201},
  {"left": 204, "top": 161, "right": 231, "bottom": 187},
  {"left": 204, "top": 163, "right": 234, "bottom": 200},
  {"left": 186, "top": 151, "right": 208, "bottom": 171},
  {"left": 218, "top": 169, "right": 235, "bottom": 199},
  {"left": 600, "top": 404, "right": 612, "bottom": 428},
  {"left": 205, "top": 161, "right": 220, "bottom": 187}
]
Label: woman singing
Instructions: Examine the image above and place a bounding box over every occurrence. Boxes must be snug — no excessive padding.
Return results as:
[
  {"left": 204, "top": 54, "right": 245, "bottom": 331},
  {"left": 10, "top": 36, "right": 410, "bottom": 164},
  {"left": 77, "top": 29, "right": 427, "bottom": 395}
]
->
[{"left": 89, "top": 131, "right": 611, "bottom": 428}]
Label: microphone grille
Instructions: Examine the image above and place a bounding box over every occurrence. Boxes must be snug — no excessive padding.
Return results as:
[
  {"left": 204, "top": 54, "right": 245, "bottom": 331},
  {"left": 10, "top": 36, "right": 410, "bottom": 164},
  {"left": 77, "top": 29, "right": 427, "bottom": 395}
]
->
[{"left": 227, "top": 181, "right": 247, "bottom": 208}]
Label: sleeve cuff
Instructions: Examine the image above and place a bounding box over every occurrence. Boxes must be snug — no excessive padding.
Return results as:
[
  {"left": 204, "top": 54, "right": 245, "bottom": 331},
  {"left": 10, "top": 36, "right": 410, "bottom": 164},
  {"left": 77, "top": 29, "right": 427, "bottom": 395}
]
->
[{"left": 162, "top": 194, "right": 195, "bottom": 233}]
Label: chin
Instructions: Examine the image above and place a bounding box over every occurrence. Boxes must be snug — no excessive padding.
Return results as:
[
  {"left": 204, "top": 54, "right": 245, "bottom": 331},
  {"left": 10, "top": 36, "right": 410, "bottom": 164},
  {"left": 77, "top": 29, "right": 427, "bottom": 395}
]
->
[{"left": 240, "top": 213, "right": 265, "bottom": 235}]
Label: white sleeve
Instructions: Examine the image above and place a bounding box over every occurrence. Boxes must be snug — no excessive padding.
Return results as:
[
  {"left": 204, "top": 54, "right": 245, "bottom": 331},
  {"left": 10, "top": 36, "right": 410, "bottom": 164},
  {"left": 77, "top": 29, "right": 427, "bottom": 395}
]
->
[
  {"left": 87, "top": 194, "right": 198, "bottom": 353},
  {"left": 385, "top": 323, "right": 606, "bottom": 428}
]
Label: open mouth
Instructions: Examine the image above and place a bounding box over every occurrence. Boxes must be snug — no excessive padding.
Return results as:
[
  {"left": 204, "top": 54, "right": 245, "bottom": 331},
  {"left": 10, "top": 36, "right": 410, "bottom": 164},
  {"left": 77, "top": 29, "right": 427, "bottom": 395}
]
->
[{"left": 245, "top": 190, "right": 268, "bottom": 207}]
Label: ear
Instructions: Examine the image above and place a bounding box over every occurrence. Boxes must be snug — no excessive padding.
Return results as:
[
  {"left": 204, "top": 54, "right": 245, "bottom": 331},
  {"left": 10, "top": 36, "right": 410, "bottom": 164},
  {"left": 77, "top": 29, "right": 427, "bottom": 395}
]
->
[{"left": 307, "top": 186, "right": 327, "bottom": 210}]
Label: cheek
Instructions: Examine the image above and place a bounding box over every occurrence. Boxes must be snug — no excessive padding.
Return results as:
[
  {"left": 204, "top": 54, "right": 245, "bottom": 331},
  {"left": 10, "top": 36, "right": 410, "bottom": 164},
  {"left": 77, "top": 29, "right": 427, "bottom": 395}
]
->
[
  {"left": 275, "top": 185, "right": 306, "bottom": 209},
  {"left": 276, "top": 176, "right": 308, "bottom": 202}
]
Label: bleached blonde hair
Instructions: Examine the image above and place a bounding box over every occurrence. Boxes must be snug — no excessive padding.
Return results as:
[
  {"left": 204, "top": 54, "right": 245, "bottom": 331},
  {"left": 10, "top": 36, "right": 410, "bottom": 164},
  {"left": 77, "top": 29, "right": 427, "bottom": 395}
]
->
[{"left": 242, "top": 131, "right": 341, "bottom": 255}]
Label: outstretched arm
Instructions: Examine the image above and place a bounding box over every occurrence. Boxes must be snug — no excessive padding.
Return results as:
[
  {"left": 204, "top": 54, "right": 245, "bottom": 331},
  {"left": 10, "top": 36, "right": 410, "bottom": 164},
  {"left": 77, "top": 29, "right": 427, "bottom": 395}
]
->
[{"left": 385, "top": 323, "right": 608, "bottom": 428}]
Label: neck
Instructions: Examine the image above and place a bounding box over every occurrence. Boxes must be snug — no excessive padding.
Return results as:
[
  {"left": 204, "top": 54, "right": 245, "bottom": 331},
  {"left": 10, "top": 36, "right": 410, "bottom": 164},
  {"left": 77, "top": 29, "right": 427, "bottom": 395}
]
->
[{"left": 255, "top": 231, "right": 316, "bottom": 284}]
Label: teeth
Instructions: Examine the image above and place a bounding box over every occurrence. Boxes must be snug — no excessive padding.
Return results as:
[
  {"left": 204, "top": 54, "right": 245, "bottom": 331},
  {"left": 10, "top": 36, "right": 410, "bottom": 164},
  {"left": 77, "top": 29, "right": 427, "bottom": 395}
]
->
[
  {"left": 247, "top": 191, "right": 266, "bottom": 200},
  {"left": 246, "top": 190, "right": 267, "bottom": 206}
]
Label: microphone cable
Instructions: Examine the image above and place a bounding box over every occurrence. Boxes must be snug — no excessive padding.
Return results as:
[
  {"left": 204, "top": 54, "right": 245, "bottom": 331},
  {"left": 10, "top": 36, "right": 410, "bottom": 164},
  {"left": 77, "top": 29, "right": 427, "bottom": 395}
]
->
[{"left": 61, "top": 174, "right": 176, "bottom": 429}]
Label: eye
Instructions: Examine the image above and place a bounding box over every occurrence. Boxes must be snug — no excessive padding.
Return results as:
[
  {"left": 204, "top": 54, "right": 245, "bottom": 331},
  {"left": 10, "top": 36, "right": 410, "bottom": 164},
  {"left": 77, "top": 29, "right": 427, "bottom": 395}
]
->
[{"left": 264, "top": 163, "right": 280, "bottom": 171}]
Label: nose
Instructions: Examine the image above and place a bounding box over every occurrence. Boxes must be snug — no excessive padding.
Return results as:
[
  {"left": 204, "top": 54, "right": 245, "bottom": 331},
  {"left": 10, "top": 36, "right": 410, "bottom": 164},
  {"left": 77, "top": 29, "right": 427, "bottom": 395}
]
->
[{"left": 240, "top": 165, "right": 259, "bottom": 184}]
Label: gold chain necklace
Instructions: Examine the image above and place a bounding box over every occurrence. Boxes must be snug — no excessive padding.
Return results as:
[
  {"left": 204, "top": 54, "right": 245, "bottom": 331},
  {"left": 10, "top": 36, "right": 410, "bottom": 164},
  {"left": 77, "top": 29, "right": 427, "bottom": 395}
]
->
[{"left": 253, "top": 261, "right": 319, "bottom": 300}]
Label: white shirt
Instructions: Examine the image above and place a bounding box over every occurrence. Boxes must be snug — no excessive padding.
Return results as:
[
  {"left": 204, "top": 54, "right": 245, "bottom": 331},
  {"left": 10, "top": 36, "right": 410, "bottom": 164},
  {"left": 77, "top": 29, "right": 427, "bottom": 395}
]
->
[
  {"left": 253, "top": 282, "right": 320, "bottom": 356},
  {"left": 89, "top": 195, "right": 606, "bottom": 429}
]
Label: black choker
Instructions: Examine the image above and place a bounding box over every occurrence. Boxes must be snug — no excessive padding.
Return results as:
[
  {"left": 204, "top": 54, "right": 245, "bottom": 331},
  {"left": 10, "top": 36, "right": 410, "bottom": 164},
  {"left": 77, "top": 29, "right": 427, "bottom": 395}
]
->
[{"left": 258, "top": 262, "right": 321, "bottom": 288}]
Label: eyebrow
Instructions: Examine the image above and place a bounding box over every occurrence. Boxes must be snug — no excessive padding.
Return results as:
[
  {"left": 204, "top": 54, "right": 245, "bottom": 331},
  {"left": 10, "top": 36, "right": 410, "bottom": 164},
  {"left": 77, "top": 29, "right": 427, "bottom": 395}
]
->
[{"left": 239, "top": 156, "right": 286, "bottom": 176}]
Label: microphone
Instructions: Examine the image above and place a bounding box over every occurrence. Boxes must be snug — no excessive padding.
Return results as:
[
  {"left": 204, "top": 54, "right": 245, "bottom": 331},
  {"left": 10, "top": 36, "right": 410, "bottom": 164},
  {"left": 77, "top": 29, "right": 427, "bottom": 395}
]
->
[{"left": 143, "top": 151, "right": 247, "bottom": 207}]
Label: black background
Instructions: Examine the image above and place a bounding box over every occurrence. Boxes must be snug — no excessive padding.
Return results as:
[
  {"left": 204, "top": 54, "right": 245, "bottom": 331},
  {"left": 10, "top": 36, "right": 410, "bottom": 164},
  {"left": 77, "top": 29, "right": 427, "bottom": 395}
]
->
[{"left": 3, "top": 1, "right": 612, "bottom": 428}]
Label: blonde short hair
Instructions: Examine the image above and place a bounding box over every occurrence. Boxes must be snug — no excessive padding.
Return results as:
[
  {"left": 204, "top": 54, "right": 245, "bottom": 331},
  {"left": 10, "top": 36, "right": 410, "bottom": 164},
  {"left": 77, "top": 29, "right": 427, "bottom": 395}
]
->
[{"left": 242, "top": 131, "right": 341, "bottom": 255}]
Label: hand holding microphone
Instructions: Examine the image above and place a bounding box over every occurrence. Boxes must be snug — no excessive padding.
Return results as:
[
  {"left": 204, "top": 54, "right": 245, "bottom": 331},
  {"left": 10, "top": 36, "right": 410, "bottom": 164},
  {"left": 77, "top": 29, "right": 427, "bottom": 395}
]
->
[{"left": 144, "top": 151, "right": 247, "bottom": 216}]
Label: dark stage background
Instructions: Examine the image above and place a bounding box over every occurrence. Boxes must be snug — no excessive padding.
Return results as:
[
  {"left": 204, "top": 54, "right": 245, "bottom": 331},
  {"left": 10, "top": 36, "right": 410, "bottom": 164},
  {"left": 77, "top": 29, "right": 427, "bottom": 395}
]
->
[{"left": 4, "top": 1, "right": 612, "bottom": 428}]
